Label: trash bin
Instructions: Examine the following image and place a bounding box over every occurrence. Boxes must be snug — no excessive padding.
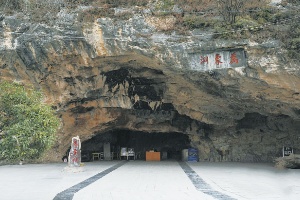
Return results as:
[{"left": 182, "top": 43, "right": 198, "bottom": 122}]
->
[{"left": 188, "top": 148, "right": 198, "bottom": 162}]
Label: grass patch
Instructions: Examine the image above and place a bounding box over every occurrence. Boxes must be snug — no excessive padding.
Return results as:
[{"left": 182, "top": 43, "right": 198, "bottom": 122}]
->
[
  {"left": 182, "top": 15, "right": 215, "bottom": 29},
  {"left": 77, "top": 7, "right": 114, "bottom": 22}
]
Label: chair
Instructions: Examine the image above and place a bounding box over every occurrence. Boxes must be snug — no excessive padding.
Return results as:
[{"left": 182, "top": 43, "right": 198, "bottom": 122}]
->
[
  {"left": 127, "top": 148, "right": 135, "bottom": 160},
  {"left": 92, "top": 152, "right": 104, "bottom": 161}
]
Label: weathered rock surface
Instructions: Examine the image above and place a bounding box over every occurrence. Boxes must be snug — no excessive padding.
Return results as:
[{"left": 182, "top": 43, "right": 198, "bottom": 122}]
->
[
  {"left": 0, "top": 7, "right": 300, "bottom": 162},
  {"left": 275, "top": 154, "right": 300, "bottom": 169}
]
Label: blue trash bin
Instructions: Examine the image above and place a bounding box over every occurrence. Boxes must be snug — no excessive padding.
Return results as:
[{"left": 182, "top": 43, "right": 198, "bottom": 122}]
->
[{"left": 188, "top": 148, "right": 198, "bottom": 162}]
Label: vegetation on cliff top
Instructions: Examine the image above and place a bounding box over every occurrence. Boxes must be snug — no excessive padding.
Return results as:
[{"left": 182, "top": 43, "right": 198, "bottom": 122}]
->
[
  {"left": 0, "top": 81, "right": 60, "bottom": 163},
  {"left": 0, "top": 0, "right": 299, "bottom": 59}
]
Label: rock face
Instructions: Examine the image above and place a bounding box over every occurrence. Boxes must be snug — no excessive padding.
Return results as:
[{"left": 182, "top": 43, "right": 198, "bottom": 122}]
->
[
  {"left": 275, "top": 154, "right": 300, "bottom": 169},
  {"left": 0, "top": 7, "right": 300, "bottom": 162}
]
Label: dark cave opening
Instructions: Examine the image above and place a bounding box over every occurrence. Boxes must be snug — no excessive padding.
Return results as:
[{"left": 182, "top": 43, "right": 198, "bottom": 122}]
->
[{"left": 80, "top": 129, "right": 191, "bottom": 161}]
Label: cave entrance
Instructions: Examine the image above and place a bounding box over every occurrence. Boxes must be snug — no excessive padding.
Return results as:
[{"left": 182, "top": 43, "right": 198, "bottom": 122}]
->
[{"left": 81, "top": 129, "right": 191, "bottom": 161}]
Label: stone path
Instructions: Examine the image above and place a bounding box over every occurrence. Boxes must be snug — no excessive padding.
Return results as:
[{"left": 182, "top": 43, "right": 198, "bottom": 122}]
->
[
  {"left": 0, "top": 161, "right": 300, "bottom": 200},
  {"left": 179, "top": 161, "right": 235, "bottom": 200},
  {"left": 54, "top": 161, "right": 127, "bottom": 200}
]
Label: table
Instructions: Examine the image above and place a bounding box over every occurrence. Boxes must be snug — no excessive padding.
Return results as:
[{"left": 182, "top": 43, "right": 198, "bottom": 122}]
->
[{"left": 146, "top": 151, "right": 160, "bottom": 161}]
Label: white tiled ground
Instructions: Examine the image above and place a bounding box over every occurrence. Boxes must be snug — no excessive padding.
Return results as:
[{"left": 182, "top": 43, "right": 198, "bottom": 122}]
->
[
  {"left": 73, "top": 161, "right": 214, "bottom": 200},
  {"left": 0, "top": 161, "right": 118, "bottom": 200},
  {"left": 188, "top": 162, "right": 300, "bottom": 200},
  {"left": 0, "top": 161, "right": 299, "bottom": 200}
]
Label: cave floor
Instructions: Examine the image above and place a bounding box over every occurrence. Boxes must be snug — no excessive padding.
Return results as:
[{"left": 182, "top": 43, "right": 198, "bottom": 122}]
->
[{"left": 0, "top": 161, "right": 299, "bottom": 200}]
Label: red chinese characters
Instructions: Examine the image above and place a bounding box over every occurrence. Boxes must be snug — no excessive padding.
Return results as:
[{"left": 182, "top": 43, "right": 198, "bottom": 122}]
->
[
  {"left": 230, "top": 52, "right": 239, "bottom": 64},
  {"left": 69, "top": 136, "right": 81, "bottom": 167},
  {"left": 200, "top": 56, "right": 208, "bottom": 64},
  {"left": 73, "top": 148, "right": 78, "bottom": 156},
  {"left": 72, "top": 139, "right": 78, "bottom": 149},
  {"left": 199, "top": 51, "right": 242, "bottom": 68}
]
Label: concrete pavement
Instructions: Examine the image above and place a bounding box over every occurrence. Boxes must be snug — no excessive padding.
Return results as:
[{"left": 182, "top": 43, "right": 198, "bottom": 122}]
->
[{"left": 0, "top": 161, "right": 299, "bottom": 200}]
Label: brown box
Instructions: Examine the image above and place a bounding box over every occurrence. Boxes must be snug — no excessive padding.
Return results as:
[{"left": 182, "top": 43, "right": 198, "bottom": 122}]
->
[{"left": 146, "top": 151, "right": 160, "bottom": 161}]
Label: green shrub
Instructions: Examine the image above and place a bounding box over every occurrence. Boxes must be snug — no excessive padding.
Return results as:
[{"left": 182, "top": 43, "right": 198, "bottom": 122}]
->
[
  {"left": 286, "top": 0, "right": 300, "bottom": 5},
  {"left": 71, "top": 0, "right": 149, "bottom": 7},
  {"left": 213, "top": 24, "right": 235, "bottom": 39},
  {"left": 213, "top": 16, "right": 260, "bottom": 39},
  {"left": 271, "top": 11, "right": 292, "bottom": 23},
  {"left": 286, "top": 38, "right": 300, "bottom": 59},
  {"left": 278, "top": 18, "right": 300, "bottom": 59},
  {"left": 77, "top": 7, "right": 114, "bottom": 22},
  {"left": 250, "top": 8, "right": 274, "bottom": 23},
  {"left": 0, "top": 0, "right": 22, "bottom": 11},
  {"left": 0, "top": 81, "right": 60, "bottom": 162},
  {"left": 155, "top": 0, "right": 175, "bottom": 10},
  {"left": 0, "top": 0, "right": 23, "bottom": 14},
  {"left": 182, "top": 15, "right": 214, "bottom": 29},
  {"left": 174, "top": 0, "right": 217, "bottom": 12},
  {"left": 233, "top": 17, "right": 260, "bottom": 29},
  {"left": 288, "top": 38, "right": 300, "bottom": 50}
]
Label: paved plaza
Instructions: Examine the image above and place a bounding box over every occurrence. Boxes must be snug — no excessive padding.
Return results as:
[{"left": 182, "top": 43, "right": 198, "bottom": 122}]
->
[{"left": 0, "top": 161, "right": 299, "bottom": 200}]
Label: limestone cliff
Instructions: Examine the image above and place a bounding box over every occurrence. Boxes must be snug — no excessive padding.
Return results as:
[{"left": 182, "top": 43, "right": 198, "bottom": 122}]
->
[{"left": 0, "top": 3, "right": 300, "bottom": 162}]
